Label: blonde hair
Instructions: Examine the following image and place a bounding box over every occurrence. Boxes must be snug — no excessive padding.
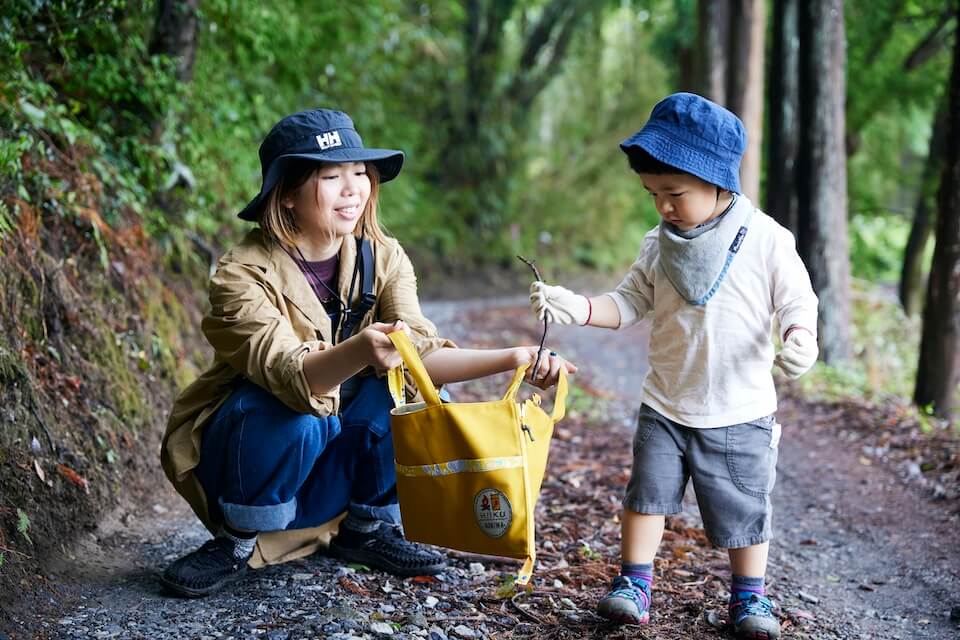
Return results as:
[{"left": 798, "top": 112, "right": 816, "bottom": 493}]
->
[{"left": 258, "top": 161, "right": 387, "bottom": 247}]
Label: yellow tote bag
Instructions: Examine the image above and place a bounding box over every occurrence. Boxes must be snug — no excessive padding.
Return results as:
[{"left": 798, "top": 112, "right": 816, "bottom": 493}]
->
[{"left": 385, "top": 331, "right": 567, "bottom": 585}]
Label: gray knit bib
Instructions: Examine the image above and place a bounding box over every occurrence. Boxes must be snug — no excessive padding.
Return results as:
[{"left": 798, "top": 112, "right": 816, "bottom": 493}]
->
[{"left": 658, "top": 200, "right": 754, "bottom": 305}]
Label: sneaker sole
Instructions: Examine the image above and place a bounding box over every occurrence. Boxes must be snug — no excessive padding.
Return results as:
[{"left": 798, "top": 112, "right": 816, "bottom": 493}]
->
[
  {"left": 159, "top": 566, "right": 248, "bottom": 598},
  {"left": 597, "top": 601, "right": 650, "bottom": 625},
  {"left": 328, "top": 543, "right": 446, "bottom": 577}
]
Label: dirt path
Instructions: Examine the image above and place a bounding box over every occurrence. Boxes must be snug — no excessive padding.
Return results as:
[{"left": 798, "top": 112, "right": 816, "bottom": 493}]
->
[{"left": 3, "top": 299, "right": 959, "bottom": 639}]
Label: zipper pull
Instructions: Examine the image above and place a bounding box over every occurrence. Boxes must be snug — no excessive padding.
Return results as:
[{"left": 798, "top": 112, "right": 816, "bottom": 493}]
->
[
  {"left": 521, "top": 424, "right": 535, "bottom": 442},
  {"left": 519, "top": 403, "right": 535, "bottom": 441}
]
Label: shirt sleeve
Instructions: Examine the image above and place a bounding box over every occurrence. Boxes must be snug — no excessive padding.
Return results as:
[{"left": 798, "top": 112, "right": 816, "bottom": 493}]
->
[
  {"left": 376, "top": 241, "right": 456, "bottom": 357},
  {"left": 202, "top": 260, "right": 336, "bottom": 416},
  {"left": 607, "top": 233, "right": 658, "bottom": 328},
  {"left": 769, "top": 225, "right": 819, "bottom": 341}
]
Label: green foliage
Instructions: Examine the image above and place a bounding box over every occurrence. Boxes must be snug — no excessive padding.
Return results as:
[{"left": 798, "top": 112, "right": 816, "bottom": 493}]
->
[
  {"left": 0, "top": 0, "right": 950, "bottom": 280},
  {"left": 515, "top": 3, "right": 669, "bottom": 273},
  {"left": 15, "top": 508, "right": 31, "bottom": 545},
  {"left": 798, "top": 281, "right": 922, "bottom": 400}
]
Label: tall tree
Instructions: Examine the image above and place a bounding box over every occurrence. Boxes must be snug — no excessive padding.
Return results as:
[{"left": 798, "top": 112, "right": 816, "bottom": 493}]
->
[
  {"left": 696, "top": 0, "right": 764, "bottom": 201},
  {"left": 429, "top": 0, "right": 601, "bottom": 241},
  {"left": 916, "top": 2, "right": 960, "bottom": 420},
  {"left": 765, "top": 0, "right": 800, "bottom": 235},
  {"left": 797, "top": 0, "right": 852, "bottom": 363},
  {"left": 149, "top": 0, "right": 200, "bottom": 83},
  {"left": 726, "top": 0, "right": 764, "bottom": 201},
  {"left": 697, "top": 0, "right": 730, "bottom": 104},
  {"left": 899, "top": 100, "right": 948, "bottom": 316}
]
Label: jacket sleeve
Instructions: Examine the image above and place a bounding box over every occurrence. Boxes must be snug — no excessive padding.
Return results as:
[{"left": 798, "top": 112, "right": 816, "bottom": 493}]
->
[
  {"left": 202, "top": 260, "right": 336, "bottom": 416},
  {"left": 376, "top": 241, "right": 456, "bottom": 358},
  {"left": 770, "top": 225, "right": 819, "bottom": 341}
]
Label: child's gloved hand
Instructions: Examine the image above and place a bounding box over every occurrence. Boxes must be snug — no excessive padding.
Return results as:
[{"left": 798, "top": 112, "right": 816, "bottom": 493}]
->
[
  {"left": 529, "top": 281, "right": 590, "bottom": 325},
  {"left": 775, "top": 328, "right": 818, "bottom": 379}
]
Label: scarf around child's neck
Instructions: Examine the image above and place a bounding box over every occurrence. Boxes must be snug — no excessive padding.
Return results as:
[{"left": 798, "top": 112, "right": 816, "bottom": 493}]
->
[{"left": 657, "top": 194, "right": 755, "bottom": 305}]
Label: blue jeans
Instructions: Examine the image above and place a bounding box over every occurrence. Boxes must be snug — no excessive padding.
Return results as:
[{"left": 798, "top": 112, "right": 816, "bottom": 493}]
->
[{"left": 194, "top": 375, "right": 400, "bottom": 532}]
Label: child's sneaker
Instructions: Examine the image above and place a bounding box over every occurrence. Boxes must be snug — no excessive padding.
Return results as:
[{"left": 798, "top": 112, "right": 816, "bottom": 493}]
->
[
  {"left": 597, "top": 575, "right": 651, "bottom": 624},
  {"left": 729, "top": 592, "right": 781, "bottom": 639}
]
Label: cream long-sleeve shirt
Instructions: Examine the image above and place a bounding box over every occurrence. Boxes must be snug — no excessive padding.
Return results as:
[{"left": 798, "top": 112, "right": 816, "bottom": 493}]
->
[{"left": 608, "top": 197, "right": 819, "bottom": 428}]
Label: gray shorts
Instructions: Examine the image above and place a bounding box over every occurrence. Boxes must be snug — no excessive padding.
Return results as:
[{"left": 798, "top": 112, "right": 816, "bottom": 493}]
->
[{"left": 623, "top": 404, "right": 780, "bottom": 548}]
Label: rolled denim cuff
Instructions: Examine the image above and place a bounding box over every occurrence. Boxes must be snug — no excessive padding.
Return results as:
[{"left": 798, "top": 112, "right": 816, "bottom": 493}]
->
[
  {"left": 220, "top": 496, "right": 297, "bottom": 532},
  {"left": 348, "top": 501, "right": 401, "bottom": 525}
]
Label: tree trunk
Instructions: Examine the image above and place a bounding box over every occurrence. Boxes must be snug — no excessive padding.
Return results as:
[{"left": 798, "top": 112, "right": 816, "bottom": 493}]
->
[
  {"left": 765, "top": 0, "right": 800, "bottom": 235},
  {"left": 797, "top": 0, "right": 852, "bottom": 364},
  {"left": 697, "top": 0, "right": 731, "bottom": 103},
  {"left": 915, "top": 4, "right": 960, "bottom": 420},
  {"left": 726, "top": 0, "right": 764, "bottom": 202},
  {"left": 149, "top": 0, "right": 200, "bottom": 83},
  {"left": 900, "top": 101, "right": 949, "bottom": 316}
]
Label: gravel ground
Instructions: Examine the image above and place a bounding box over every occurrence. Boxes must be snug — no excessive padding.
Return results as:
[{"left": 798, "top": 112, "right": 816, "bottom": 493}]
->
[{"left": 3, "top": 298, "right": 959, "bottom": 639}]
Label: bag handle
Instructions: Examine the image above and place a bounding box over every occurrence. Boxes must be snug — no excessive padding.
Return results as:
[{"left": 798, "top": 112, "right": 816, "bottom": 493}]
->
[
  {"left": 386, "top": 330, "right": 443, "bottom": 406},
  {"left": 504, "top": 357, "right": 568, "bottom": 422},
  {"left": 387, "top": 330, "right": 569, "bottom": 422},
  {"left": 500, "top": 366, "right": 563, "bottom": 417}
]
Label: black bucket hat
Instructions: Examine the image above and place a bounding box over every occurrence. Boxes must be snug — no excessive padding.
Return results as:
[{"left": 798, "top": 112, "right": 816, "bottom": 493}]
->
[{"left": 238, "top": 108, "right": 405, "bottom": 221}]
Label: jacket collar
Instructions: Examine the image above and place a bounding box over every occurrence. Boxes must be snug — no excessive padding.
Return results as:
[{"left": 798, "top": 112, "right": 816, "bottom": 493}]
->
[{"left": 239, "top": 230, "right": 363, "bottom": 341}]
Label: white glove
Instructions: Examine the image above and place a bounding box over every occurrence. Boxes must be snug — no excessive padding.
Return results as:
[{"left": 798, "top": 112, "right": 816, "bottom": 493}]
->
[
  {"left": 529, "top": 281, "right": 590, "bottom": 325},
  {"left": 775, "top": 329, "right": 818, "bottom": 379}
]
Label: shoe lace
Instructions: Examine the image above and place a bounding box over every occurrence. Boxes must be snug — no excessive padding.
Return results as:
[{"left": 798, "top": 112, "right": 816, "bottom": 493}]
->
[
  {"left": 730, "top": 594, "right": 774, "bottom": 622},
  {"left": 605, "top": 576, "right": 650, "bottom": 611}
]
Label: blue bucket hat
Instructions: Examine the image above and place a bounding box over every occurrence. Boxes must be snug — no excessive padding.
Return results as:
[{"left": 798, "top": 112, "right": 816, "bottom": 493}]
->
[
  {"left": 238, "top": 108, "right": 405, "bottom": 221},
  {"left": 619, "top": 92, "right": 746, "bottom": 194}
]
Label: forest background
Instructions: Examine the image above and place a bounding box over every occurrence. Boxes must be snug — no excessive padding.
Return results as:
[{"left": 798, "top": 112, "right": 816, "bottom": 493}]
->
[{"left": 0, "top": 0, "right": 957, "bottom": 612}]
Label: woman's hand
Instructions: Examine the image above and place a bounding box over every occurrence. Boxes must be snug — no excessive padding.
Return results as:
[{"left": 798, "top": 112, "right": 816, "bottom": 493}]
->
[
  {"left": 515, "top": 347, "right": 577, "bottom": 389},
  {"left": 357, "top": 321, "right": 406, "bottom": 370}
]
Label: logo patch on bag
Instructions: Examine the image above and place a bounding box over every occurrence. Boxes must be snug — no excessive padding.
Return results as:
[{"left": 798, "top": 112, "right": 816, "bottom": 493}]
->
[{"left": 474, "top": 488, "right": 512, "bottom": 538}]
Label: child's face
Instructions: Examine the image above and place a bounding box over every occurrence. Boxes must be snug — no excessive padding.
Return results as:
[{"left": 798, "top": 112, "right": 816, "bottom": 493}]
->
[
  {"left": 285, "top": 162, "right": 371, "bottom": 238},
  {"left": 638, "top": 172, "right": 726, "bottom": 230}
]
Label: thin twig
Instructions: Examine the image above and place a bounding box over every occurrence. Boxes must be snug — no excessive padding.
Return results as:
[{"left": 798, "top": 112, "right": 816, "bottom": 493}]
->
[
  {"left": 516, "top": 255, "right": 549, "bottom": 380},
  {"left": 0, "top": 544, "right": 33, "bottom": 559},
  {"left": 510, "top": 591, "right": 549, "bottom": 625}
]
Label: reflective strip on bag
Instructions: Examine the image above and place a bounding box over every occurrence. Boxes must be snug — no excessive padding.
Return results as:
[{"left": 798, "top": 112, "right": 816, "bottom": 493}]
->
[{"left": 395, "top": 456, "right": 524, "bottom": 477}]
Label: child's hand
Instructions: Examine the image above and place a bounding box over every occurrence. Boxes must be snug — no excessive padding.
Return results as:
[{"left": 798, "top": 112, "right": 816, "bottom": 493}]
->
[
  {"left": 775, "top": 327, "right": 818, "bottom": 379},
  {"left": 529, "top": 281, "right": 590, "bottom": 325}
]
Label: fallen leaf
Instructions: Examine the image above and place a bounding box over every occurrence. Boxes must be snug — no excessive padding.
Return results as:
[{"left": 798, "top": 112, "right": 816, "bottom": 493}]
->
[
  {"left": 410, "top": 575, "right": 439, "bottom": 585},
  {"left": 338, "top": 575, "right": 369, "bottom": 596},
  {"left": 56, "top": 464, "right": 89, "bottom": 493},
  {"left": 33, "top": 459, "right": 45, "bottom": 483}
]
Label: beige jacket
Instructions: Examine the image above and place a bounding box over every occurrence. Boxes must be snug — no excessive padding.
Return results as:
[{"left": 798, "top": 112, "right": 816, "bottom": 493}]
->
[{"left": 161, "top": 229, "right": 454, "bottom": 567}]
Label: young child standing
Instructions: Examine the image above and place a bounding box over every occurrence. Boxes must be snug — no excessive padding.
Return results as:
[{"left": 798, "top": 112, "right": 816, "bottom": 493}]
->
[{"left": 529, "top": 93, "right": 819, "bottom": 639}]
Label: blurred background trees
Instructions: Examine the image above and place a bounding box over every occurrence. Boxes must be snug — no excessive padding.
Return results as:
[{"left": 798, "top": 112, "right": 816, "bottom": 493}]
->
[{"left": 1, "top": 0, "right": 958, "bottom": 415}]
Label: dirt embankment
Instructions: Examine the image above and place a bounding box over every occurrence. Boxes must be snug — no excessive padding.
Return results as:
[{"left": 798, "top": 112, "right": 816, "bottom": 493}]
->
[{"left": 0, "top": 152, "right": 209, "bottom": 618}]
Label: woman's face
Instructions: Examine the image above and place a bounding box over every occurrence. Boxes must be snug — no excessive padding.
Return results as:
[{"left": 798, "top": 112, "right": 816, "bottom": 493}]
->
[{"left": 284, "top": 162, "right": 371, "bottom": 238}]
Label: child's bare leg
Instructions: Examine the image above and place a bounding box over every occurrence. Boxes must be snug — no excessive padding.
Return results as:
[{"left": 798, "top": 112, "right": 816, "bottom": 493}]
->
[
  {"left": 622, "top": 511, "right": 665, "bottom": 562},
  {"left": 598, "top": 510, "right": 662, "bottom": 624},
  {"left": 728, "top": 541, "right": 768, "bottom": 576}
]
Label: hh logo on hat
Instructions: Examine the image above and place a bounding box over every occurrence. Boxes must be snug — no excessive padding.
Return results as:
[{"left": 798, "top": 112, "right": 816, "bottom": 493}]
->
[{"left": 316, "top": 131, "right": 342, "bottom": 150}]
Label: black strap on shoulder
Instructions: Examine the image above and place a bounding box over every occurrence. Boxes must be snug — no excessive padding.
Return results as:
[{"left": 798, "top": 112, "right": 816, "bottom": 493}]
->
[{"left": 338, "top": 236, "right": 377, "bottom": 341}]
